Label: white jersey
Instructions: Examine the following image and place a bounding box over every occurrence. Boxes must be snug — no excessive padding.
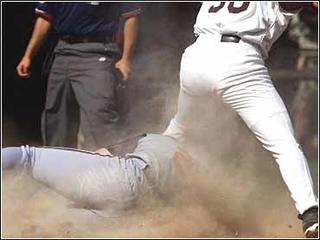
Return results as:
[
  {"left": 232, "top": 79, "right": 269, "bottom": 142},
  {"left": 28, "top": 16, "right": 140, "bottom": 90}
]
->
[{"left": 194, "top": 1, "right": 296, "bottom": 57}]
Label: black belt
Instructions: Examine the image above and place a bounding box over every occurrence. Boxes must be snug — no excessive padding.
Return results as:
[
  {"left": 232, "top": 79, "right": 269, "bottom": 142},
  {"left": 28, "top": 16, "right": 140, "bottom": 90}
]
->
[
  {"left": 220, "top": 34, "right": 241, "bottom": 43},
  {"left": 60, "top": 35, "right": 113, "bottom": 44}
]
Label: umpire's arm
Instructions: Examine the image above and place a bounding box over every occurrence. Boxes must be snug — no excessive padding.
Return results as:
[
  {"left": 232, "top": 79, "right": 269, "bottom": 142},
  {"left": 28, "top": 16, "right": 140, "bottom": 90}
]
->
[
  {"left": 16, "top": 17, "right": 52, "bottom": 78},
  {"left": 115, "top": 7, "right": 141, "bottom": 81}
]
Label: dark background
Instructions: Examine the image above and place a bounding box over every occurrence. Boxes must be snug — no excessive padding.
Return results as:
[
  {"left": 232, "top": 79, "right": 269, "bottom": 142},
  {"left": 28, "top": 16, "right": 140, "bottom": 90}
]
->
[
  {"left": 2, "top": 2, "right": 318, "bottom": 162},
  {"left": 2, "top": 2, "right": 199, "bottom": 146}
]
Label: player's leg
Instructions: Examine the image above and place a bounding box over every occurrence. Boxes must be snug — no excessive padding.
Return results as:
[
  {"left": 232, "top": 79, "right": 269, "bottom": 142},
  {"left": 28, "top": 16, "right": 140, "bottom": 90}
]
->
[
  {"left": 248, "top": 108, "right": 318, "bottom": 212},
  {"left": 213, "top": 41, "right": 318, "bottom": 212},
  {"left": 2, "top": 146, "right": 31, "bottom": 169},
  {"left": 222, "top": 71, "right": 318, "bottom": 236},
  {"left": 164, "top": 88, "right": 197, "bottom": 142},
  {"left": 163, "top": 43, "right": 212, "bottom": 143},
  {"left": 163, "top": 87, "right": 213, "bottom": 143},
  {"left": 2, "top": 146, "right": 146, "bottom": 208},
  {"left": 41, "top": 52, "right": 80, "bottom": 148},
  {"left": 247, "top": 104, "right": 318, "bottom": 237}
]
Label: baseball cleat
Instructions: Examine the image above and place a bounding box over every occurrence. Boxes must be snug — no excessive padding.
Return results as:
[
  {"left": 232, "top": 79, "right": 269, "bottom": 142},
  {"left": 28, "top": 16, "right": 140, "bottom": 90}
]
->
[
  {"left": 298, "top": 206, "right": 318, "bottom": 238},
  {"left": 305, "top": 223, "right": 318, "bottom": 238}
]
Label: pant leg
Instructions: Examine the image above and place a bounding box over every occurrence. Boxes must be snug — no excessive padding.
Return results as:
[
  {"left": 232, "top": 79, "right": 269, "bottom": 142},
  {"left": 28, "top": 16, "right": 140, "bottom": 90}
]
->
[
  {"left": 164, "top": 38, "right": 216, "bottom": 143},
  {"left": 41, "top": 54, "right": 80, "bottom": 148},
  {"left": 66, "top": 45, "right": 121, "bottom": 150},
  {"left": 3, "top": 146, "right": 145, "bottom": 208},
  {"left": 222, "top": 74, "right": 318, "bottom": 215},
  {"left": 251, "top": 110, "right": 318, "bottom": 214},
  {"left": 2, "top": 147, "right": 28, "bottom": 169},
  {"left": 171, "top": 36, "right": 318, "bottom": 214},
  {"left": 163, "top": 88, "right": 210, "bottom": 143},
  {"left": 195, "top": 38, "right": 319, "bottom": 214}
]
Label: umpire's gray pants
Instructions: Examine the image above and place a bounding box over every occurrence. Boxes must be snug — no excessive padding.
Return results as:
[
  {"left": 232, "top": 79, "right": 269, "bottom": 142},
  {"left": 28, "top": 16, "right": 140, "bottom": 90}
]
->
[{"left": 42, "top": 40, "right": 123, "bottom": 150}]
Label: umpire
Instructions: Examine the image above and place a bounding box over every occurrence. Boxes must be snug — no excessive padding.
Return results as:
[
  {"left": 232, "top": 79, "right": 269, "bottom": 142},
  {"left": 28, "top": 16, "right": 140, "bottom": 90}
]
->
[{"left": 16, "top": 2, "right": 141, "bottom": 150}]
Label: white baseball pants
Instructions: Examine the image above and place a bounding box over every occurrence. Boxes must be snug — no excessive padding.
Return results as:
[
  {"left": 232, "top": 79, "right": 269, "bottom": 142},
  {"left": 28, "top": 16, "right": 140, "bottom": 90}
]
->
[{"left": 164, "top": 34, "right": 318, "bottom": 214}]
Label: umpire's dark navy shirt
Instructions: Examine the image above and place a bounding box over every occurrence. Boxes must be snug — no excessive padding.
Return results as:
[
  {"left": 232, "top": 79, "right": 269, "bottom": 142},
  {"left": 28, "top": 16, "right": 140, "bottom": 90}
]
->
[{"left": 35, "top": 2, "right": 141, "bottom": 37}]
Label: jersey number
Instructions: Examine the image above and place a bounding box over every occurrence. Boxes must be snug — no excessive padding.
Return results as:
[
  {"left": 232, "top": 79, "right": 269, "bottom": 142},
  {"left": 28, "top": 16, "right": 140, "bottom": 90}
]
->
[{"left": 209, "top": 2, "right": 250, "bottom": 13}]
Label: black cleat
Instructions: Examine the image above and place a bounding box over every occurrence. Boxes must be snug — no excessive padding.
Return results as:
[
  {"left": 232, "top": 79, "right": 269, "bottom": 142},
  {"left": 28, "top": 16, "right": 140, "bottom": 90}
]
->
[{"left": 298, "top": 206, "right": 318, "bottom": 238}]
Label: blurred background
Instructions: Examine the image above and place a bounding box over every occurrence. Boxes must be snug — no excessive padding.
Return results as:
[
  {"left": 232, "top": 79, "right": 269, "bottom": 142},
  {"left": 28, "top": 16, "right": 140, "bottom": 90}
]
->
[{"left": 2, "top": 2, "right": 199, "bottom": 146}]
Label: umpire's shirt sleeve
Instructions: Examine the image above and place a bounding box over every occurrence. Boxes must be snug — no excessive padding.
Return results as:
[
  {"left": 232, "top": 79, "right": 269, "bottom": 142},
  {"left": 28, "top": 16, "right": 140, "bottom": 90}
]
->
[
  {"left": 120, "top": 3, "right": 142, "bottom": 19},
  {"left": 35, "top": 2, "right": 56, "bottom": 22}
]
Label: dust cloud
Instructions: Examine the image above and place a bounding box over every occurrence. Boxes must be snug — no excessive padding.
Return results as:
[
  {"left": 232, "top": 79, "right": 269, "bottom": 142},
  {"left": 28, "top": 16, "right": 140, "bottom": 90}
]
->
[
  {"left": 2, "top": 99, "right": 304, "bottom": 238},
  {"left": 2, "top": 3, "right": 313, "bottom": 239}
]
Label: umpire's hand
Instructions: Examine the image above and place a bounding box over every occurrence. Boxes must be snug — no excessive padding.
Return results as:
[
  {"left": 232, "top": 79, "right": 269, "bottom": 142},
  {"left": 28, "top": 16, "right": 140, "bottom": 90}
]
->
[
  {"left": 115, "top": 58, "right": 131, "bottom": 81},
  {"left": 16, "top": 57, "right": 31, "bottom": 78}
]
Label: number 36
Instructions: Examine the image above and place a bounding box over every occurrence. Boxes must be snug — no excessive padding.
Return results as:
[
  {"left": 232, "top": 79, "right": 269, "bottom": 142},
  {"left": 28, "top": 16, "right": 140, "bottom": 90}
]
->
[{"left": 209, "top": 2, "right": 250, "bottom": 13}]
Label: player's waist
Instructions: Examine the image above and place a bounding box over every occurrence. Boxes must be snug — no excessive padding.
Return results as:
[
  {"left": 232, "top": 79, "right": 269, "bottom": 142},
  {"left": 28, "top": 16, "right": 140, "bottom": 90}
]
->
[
  {"left": 195, "top": 33, "right": 241, "bottom": 43},
  {"left": 221, "top": 34, "right": 241, "bottom": 43},
  {"left": 195, "top": 33, "right": 267, "bottom": 58}
]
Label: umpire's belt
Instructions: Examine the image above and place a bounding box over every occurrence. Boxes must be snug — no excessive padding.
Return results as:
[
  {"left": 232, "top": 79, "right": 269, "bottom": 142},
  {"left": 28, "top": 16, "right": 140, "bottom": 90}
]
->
[
  {"left": 220, "top": 34, "right": 241, "bottom": 43},
  {"left": 60, "top": 35, "right": 113, "bottom": 44}
]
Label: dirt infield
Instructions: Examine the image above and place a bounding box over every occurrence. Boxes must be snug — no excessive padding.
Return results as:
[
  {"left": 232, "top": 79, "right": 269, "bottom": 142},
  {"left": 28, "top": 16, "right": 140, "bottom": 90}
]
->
[{"left": 2, "top": 142, "right": 304, "bottom": 238}]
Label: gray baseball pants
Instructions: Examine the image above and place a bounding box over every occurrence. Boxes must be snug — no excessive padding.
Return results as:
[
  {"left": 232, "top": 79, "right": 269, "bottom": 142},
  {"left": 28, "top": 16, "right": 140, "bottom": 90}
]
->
[
  {"left": 42, "top": 40, "right": 123, "bottom": 150},
  {"left": 2, "top": 146, "right": 147, "bottom": 209}
]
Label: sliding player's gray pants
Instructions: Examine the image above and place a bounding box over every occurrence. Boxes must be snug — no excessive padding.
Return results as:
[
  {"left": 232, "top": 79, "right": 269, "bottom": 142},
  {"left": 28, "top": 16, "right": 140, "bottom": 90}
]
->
[
  {"left": 2, "top": 134, "right": 179, "bottom": 208},
  {"left": 2, "top": 146, "right": 147, "bottom": 209}
]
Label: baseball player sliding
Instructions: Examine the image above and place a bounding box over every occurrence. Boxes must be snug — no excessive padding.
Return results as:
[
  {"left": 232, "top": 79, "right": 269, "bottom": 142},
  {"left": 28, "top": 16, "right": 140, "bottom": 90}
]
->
[
  {"left": 164, "top": 1, "right": 318, "bottom": 238},
  {"left": 2, "top": 134, "right": 192, "bottom": 210}
]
